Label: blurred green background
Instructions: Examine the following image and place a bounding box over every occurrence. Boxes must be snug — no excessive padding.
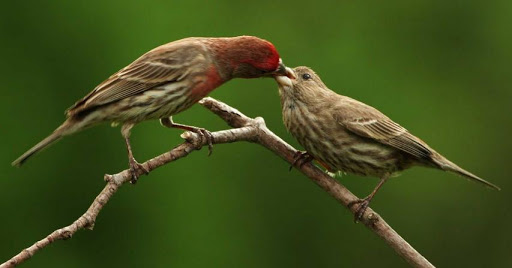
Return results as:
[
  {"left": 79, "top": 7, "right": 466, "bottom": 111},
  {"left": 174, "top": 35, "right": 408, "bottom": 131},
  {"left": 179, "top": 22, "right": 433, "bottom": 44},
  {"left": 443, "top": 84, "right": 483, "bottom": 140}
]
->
[{"left": 1, "top": 0, "right": 511, "bottom": 267}]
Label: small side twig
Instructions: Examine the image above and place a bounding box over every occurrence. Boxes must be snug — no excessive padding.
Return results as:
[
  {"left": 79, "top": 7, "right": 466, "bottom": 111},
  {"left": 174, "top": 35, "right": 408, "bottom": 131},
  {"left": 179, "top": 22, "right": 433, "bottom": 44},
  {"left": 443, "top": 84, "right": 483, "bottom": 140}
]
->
[{"left": 1, "top": 97, "right": 434, "bottom": 268}]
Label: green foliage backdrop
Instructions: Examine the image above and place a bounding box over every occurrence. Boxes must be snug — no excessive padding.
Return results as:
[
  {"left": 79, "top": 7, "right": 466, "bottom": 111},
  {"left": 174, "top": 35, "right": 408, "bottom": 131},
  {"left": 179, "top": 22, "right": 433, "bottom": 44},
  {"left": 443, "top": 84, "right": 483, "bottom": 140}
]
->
[{"left": 1, "top": 1, "right": 511, "bottom": 267}]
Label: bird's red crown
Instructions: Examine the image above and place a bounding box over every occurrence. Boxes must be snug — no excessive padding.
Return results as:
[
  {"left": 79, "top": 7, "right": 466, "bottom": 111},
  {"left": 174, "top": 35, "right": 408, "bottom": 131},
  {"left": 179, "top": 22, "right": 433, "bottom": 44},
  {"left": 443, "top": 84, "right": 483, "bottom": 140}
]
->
[{"left": 239, "top": 38, "right": 280, "bottom": 72}]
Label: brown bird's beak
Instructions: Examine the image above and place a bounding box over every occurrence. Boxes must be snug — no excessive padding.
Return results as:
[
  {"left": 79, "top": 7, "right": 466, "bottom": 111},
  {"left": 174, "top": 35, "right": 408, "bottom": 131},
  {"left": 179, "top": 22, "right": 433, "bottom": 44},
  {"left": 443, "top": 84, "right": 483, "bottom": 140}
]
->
[
  {"left": 271, "top": 59, "right": 296, "bottom": 79},
  {"left": 274, "top": 66, "right": 295, "bottom": 88}
]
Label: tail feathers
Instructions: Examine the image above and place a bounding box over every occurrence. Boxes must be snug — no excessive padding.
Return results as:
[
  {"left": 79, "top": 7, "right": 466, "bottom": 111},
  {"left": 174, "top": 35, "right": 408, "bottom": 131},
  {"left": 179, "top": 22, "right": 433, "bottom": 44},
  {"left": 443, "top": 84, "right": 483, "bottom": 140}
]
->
[
  {"left": 12, "top": 122, "right": 71, "bottom": 167},
  {"left": 433, "top": 154, "right": 501, "bottom": 191}
]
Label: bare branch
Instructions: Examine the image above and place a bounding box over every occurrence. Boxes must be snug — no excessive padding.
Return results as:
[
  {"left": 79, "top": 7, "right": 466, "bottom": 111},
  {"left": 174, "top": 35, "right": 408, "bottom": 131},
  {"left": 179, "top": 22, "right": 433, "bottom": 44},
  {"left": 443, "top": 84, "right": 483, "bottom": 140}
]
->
[{"left": 1, "top": 97, "right": 434, "bottom": 268}]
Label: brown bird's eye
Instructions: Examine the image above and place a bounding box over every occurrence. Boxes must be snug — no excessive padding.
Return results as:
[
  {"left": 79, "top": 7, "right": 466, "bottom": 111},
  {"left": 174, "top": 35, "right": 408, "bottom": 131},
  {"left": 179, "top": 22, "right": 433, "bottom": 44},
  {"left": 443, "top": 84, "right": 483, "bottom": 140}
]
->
[{"left": 302, "top": 73, "right": 312, "bottom": 80}]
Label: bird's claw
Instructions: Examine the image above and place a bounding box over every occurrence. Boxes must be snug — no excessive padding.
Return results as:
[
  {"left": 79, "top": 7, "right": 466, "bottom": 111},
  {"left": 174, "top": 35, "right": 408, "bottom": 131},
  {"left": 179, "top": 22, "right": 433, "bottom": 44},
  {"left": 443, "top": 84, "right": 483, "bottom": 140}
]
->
[
  {"left": 128, "top": 158, "right": 149, "bottom": 184},
  {"left": 202, "top": 129, "right": 214, "bottom": 156},
  {"left": 160, "top": 118, "right": 214, "bottom": 155},
  {"left": 191, "top": 128, "right": 214, "bottom": 155},
  {"left": 348, "top": 197, "right": 372, "bottom": 223},
  {"left": 289, "top": 151, "right": 313, "bottom": 171}
]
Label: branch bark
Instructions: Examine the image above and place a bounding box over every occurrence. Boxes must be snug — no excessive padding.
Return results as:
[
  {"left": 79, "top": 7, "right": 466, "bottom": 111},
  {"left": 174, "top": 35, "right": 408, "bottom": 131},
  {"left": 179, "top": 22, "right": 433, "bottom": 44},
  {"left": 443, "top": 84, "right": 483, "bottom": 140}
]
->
[{"left": 1, "top": 97, "right": 434, "bottom": 268}]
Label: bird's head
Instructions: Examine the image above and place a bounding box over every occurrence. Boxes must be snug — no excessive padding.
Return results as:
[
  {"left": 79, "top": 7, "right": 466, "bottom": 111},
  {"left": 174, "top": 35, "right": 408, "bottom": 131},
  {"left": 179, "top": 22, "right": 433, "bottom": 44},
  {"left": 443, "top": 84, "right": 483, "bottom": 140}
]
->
[
  {"left": 210, "top": 36, "right": 294, "bottom": 79},
  {"left": 275, "top": 66, "right": 328, "bottom": 98}
]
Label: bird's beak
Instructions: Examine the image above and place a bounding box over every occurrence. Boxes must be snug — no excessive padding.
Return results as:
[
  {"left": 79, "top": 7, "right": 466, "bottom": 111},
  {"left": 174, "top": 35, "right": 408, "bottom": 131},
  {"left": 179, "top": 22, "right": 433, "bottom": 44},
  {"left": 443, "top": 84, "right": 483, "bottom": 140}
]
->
[
  {"left": 271, "top": 59, "right": 296, "bottom": 79},
  {"left": 274, "top": 67, "right": 295, "bottom": 88}
]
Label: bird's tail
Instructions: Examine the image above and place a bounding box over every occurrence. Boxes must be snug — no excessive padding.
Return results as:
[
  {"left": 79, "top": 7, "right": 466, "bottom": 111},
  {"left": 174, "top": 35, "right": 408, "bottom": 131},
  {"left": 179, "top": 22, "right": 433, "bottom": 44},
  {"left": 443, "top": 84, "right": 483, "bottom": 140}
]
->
[
  {"left": 12, "top": 120, "right": 75, "bottom": 167},
  {"left": 432, "top": 153, "right": 501, "bottom": 191}
]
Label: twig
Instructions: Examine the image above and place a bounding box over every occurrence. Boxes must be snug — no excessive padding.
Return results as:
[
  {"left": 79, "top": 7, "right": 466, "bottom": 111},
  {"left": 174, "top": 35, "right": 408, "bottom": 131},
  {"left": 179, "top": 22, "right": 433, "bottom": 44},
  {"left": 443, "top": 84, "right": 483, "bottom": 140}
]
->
[{"left": 1, "top": 97, "right": 434, "bottom": 268}]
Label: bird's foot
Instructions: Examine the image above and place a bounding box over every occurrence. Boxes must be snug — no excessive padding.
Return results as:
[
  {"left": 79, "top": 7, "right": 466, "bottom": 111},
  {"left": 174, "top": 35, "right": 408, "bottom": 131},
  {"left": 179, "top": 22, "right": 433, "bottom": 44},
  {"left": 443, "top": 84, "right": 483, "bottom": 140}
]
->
[
  {"left": 289, "top": 151, "right": 314, "bottom": 171},
  {"left": 188, "top": 127, "right": 214, "bottom": 155},
  {"left": 128, "top": 157, "right": 149, "bottom": 184},
  {"left": 160, "top": 118, "right": 214, "bottom": 155},
  {"left": 348, "top": 196, "right": 372, "bottom": 223}
]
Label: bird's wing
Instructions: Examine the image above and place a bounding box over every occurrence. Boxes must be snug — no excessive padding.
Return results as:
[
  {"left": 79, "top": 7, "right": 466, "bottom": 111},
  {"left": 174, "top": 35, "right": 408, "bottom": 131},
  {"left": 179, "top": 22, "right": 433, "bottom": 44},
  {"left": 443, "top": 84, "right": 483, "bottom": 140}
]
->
[
  {"left": 335, "top": 102, "right": 432, "bottom": 159},
  {"left": 67, "top": 41, "right": 207, "bottom": 115}
]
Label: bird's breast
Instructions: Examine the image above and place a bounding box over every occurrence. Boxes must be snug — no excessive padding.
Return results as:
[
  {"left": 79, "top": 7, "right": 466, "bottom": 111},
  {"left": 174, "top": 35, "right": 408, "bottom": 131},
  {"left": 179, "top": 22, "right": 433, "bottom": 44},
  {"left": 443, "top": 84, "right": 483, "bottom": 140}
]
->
[{"left": 188, "top": 64, "right": 225, "bottom": 103}]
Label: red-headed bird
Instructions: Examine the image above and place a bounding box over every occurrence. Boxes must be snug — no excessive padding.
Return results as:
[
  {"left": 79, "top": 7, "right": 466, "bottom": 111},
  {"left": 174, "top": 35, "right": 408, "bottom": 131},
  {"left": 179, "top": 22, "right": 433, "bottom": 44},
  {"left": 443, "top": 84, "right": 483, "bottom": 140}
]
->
[{"left": 13, "top": 36, "right": 292, "bottom": 182}]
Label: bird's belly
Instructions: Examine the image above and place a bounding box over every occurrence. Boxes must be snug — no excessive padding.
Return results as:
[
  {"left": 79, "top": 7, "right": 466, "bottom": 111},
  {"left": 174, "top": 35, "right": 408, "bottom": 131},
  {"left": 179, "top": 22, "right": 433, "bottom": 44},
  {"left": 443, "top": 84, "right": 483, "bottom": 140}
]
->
[
  {"left": 323, "top": 141, "right": 403, "bottom": 177},
  {"left": 101, "top": 82, "right": 193, "bottom": 123},
  {"left": 300, "top": 132, "right": 401, "bottom": 177}
]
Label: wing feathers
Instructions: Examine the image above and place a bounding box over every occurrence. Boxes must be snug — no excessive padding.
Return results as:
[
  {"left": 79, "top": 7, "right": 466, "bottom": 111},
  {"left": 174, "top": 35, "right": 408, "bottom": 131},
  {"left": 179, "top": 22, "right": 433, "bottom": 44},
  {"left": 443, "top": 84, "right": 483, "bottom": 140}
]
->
[
  {"left": 343, "top": 117, "right": 432, "bottom": 159},
  {"left": 67, "top": 41, "right": 208, "bottom": 115}
]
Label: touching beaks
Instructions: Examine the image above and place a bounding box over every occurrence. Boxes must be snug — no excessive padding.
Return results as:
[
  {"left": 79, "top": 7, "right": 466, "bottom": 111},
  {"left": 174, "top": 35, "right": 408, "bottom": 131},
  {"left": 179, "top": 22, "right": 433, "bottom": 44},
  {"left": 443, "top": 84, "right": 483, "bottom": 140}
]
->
[
  {"left": 274, "top": 75, "right": 293, "bottom": 88},
  {"left": 284, "top": 67, "right": 296, "bottom": 79},
  {"left": 271, "top": 59, "right": 296, "bottom": 79},
  {"left": 274, "top": 68, "right": 294, "bottom": 88}
]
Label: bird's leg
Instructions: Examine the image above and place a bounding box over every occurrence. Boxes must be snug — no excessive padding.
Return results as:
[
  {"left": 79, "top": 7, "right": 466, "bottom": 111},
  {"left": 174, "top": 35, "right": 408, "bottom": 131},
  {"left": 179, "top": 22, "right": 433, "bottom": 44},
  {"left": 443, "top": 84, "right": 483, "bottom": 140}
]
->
[
  {"left": 121, "top": 123, "right": 149, "bottom": 184},
  {"left": 348, "top": 173, "right": 390, "bottom": 222},
  {"left": 160, "top": 116, "right": 214, "bottom": 155},
  {"left": 289, "top": 151, "right": 314, "bottom": 171}
]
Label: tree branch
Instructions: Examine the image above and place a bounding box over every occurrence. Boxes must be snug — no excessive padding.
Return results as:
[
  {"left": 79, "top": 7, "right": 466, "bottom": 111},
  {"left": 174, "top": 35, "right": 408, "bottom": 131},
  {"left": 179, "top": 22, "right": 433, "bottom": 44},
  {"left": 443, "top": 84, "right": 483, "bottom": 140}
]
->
[{"left": 1, "top": 97, "right": 434, "bottom": 268}]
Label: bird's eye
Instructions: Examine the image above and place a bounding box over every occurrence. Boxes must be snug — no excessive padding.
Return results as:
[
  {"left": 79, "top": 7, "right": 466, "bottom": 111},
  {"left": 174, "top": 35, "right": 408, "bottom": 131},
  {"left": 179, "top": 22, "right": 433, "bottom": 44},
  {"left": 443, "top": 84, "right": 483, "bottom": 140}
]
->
[{"left": 302, "top": 73, "right": 312, "bottom": 80}]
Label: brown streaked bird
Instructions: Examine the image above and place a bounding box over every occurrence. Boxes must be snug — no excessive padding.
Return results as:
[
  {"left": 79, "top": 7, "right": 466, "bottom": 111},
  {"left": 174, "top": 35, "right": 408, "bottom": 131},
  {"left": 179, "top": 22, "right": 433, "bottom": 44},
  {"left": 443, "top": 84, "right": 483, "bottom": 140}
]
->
[
  {"left": 12, "top": 36, "right": 293, "bottom": 183},
  {"left": 275, "top": 66, "right": 500, "bottom": 221}
]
